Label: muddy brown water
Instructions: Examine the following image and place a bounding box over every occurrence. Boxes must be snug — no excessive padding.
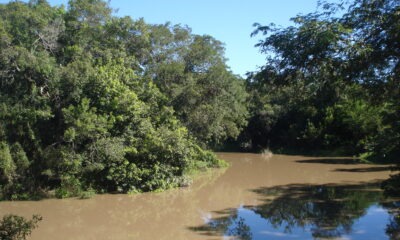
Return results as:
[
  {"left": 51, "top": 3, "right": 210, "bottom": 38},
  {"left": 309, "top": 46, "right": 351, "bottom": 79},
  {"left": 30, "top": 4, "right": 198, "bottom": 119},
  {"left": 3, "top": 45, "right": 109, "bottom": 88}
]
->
[{"left": 0, "top": 153, "right": 397, "bottom": 240}]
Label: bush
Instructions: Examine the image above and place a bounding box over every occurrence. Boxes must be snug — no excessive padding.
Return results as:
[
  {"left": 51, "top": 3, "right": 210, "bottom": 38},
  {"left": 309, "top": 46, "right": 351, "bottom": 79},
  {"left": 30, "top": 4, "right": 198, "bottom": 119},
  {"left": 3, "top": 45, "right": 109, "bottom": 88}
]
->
[
  {"left": 382, "top": 173, "right": 400, "bottom": 197},
  {"left": 0, "top": 214, "right": 42, "bottom": 240}
]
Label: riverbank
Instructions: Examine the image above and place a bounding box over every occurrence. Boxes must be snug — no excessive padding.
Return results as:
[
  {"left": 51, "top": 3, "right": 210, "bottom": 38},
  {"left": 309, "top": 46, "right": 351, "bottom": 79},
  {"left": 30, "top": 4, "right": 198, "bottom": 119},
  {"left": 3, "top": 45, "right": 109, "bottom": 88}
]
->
[{"left": 1, "top": 153, "right": 397, "bottom": 240}]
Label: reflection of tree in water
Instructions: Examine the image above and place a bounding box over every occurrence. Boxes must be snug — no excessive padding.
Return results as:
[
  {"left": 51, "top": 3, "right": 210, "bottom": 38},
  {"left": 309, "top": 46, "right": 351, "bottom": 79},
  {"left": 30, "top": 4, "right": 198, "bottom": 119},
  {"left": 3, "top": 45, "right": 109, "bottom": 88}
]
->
[
  {"left": 190, "top": 182, "right": 400, "bottom": 239},
  {"left": 386, "top": 214, "right": 400, "bottom": 240},
  {"left": 253, "top": 184, "right": 382, "bottom": 238},
  {"left": 191, "top": 209, "right": 252, "bottom": 240},
  {"left": 382, "top": 201, "right": 400, "bottom": 240},
  {"left": 208, "top": 215, "right": 252, "bottom": 240}
]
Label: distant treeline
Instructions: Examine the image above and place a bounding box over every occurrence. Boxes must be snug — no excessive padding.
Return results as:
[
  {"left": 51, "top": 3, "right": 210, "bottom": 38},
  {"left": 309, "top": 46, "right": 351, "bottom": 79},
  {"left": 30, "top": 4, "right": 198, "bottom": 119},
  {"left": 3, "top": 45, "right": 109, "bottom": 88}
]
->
[{"left": 0, "top": 0, "right": 399, "bottom": 199}]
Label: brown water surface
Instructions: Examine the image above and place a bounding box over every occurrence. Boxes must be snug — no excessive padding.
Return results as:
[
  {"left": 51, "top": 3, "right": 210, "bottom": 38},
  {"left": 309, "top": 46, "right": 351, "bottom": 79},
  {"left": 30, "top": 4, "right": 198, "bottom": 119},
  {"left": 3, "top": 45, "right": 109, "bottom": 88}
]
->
[{"left": 0, "top": 153, "right": 397, "bottom": 239}]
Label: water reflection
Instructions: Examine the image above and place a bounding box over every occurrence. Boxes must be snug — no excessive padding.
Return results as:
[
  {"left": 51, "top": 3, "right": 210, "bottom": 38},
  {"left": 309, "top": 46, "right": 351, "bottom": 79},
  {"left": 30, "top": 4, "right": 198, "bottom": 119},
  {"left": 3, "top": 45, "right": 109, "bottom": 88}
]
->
[
  {"left": 191, "top": 182, "right": 400, "bottom": 240},
  {"left": 383, "top": 201, "right": 400, "bottom": 239},
  {"left": 1, "top": 153, "right": 396, "bottom": 239}
]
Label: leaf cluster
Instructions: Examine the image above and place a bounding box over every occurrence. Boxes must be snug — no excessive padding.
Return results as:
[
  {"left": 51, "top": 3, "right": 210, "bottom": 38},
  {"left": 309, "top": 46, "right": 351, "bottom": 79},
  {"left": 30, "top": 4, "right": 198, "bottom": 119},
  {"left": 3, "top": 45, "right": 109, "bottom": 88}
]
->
[
  {"left": 0, "top": 0, "right": 245, "bottom": 199},
  {"left": 245, "top": 0, "right": 400, "bottom": 160}
]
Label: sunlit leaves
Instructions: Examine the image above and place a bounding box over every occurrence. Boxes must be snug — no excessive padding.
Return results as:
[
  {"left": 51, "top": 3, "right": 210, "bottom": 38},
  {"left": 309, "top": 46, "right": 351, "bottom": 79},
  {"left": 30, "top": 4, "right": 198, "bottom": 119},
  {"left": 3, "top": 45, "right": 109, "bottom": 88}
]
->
[{"left": 0, "top": 0, "right": 226, "bottom": 199}]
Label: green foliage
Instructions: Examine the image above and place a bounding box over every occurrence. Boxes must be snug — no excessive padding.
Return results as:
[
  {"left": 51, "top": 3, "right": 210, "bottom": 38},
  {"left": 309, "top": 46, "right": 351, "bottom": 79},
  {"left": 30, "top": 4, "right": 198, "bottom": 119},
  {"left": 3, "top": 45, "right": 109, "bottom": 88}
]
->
[
  {"left": 79, "top": 187, "right": 96, "bottom": 199},
  {"left": 0, "top": 214, "right": 42, "bottom": 240},
  {"left": 145, "top": 24, "right": 248, "bottom": 146},
  {"left": 323, "top": 97, "right": 387, "bottom": 151},
  {"left": 382, "top": 173, "right": 400, "bottom": 197},
  {"left": 245, "top": 0, "right": 400, "bottom": 159},
  {"left": 245, "top": 0, "right": 400, "bottom": 198},
  {"left": 9, "top": 143, "right": 30, "bottom": 174},
  {"left": 0, "top": 0, "right": 235, "bottom": 199},
  {"left": 0, "top": 142, "right": 15, "bottom": 182}
]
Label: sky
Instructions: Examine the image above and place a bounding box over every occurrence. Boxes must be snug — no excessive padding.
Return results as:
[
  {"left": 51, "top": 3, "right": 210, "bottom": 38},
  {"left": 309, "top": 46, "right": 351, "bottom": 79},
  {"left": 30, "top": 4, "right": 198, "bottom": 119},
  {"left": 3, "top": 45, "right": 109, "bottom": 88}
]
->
[
  {"left": 0, "top": 0, "right": 324, "bottom": 76},
  {"left": 108, "top": 0, "right": 321, "bottom": 76}
]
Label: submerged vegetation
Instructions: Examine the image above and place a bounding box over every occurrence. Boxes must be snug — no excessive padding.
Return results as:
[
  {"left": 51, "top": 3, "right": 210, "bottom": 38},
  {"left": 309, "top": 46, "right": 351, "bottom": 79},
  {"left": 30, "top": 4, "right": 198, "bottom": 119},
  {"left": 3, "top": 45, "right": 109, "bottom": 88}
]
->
[{"left": 0, "top": 0, "right": 399, "bottom": 199}]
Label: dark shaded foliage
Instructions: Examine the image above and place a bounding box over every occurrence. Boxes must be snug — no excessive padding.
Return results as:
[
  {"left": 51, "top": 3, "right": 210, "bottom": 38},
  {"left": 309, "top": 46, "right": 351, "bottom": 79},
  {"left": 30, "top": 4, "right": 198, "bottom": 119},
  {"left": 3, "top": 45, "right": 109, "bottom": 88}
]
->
[{"left": 244, "top": 0, "right": 400, "bottom": 163}]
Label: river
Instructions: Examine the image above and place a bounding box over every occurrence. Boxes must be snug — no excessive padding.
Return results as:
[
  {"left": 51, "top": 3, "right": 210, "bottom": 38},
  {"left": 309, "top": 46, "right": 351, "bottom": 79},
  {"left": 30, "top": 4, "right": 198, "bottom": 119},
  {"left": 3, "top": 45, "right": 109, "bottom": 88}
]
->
[{"left": 0, "top": 153, "right": 398, "bottom": 240}]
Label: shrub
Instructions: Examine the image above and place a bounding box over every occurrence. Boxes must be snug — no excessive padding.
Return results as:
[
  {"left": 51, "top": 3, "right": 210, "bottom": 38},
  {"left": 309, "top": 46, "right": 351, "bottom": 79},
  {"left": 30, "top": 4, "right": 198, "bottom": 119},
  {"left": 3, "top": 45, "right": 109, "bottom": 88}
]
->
[{"left": 0, "top": 214, "right": 42, "bottom": 240}]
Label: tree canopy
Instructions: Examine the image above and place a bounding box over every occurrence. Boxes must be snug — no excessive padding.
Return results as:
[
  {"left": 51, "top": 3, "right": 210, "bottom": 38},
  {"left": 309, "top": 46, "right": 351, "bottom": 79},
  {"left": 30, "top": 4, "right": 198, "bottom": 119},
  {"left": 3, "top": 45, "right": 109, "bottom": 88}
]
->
[
  {"left": 244, "top": 0, "right": 399, "bottom": 163},
  {"left": 0, "top": 0, "right": 248, "bottom": 199},
  {"left": 0, "top": 0, "right": 399, "bottom": 199}
]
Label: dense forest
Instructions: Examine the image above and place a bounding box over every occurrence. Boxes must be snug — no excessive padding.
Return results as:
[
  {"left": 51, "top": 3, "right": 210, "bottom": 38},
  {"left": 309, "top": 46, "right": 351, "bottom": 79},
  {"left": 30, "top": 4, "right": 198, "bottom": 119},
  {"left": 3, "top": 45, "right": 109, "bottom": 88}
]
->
[
  {"left": 0, "top": 0, "right": 399, "bottom": 201},
  {"left": 245, "top": 0, "right": 399, "bottom": 161},
  {"left": 0, "top": 0, "right": 247, "bottom": 200},
  {"left": 243, "top": 0, "right": 399, "bottom": 194}
]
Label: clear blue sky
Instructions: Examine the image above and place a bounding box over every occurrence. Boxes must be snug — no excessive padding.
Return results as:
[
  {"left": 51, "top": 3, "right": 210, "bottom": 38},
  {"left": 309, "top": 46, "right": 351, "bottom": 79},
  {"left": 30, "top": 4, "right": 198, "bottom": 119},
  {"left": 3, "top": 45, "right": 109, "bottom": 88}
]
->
[{"left": 0, "top": 0, "right": 324, "bottom": 76}]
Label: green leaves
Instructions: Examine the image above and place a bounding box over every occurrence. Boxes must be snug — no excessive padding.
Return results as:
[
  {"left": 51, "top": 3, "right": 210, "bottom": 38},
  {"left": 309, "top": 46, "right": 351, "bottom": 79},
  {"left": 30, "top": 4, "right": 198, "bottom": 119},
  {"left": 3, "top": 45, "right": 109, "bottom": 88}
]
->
[
  {"left": 246, "top": 0, "right": 400, "bottom": 156},
  {"left": 0, "top": 0, "right": 231, "bottom": 199},
  {"left": 62, "top": 98, "right": 110, "bottom": 142},
  {"left": 147, "top": 25, "right": 248, "bottom": 146},
  {"left": 0, "top": 142, "right": 15, "bottom": 183},
  {"left": 0, "top": 214, "right": 42, "bottom": 240}
]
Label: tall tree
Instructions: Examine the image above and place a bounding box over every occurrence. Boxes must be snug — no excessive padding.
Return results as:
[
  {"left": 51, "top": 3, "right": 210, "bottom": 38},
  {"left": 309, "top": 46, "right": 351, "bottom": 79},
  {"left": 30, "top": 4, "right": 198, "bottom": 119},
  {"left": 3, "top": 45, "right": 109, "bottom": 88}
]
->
[
  {"left": 145, "top": 24, "right": 248, "bottom": 146},
  {"left": 0, "top": 0, "right": 227, "bottom": 200},
  {"left": 245, "top": 0, "right": 399, "bottom": 159}
]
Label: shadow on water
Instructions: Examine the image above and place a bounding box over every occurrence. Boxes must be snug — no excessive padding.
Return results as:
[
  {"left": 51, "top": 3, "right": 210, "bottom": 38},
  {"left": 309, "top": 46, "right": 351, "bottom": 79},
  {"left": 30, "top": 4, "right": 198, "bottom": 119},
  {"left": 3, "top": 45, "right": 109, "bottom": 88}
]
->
[
  {"left": 189, "top": 181, "right": 400, "bottom": 240},
  {"left": 295, "top": 158, "right": 364, "bottom": 164},
  {"left": 334, "top": 166, "right": 395, "bottom": 172}
]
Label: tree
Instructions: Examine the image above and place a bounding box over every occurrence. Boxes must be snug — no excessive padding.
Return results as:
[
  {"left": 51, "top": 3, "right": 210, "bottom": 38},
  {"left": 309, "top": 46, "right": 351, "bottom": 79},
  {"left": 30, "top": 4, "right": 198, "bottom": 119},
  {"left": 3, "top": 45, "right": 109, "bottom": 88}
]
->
[
  {"left": 0, "top": 0, "right": 227, "bottom": 199},
  {"left": 245, "top": 0, "right": 399, "bottom": 158},
  {"left": 0, "top": 214, "right": 42, "bottom": 240},
  {"left": 146, "top": 24, "right": 248, "bottom": 146}
]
